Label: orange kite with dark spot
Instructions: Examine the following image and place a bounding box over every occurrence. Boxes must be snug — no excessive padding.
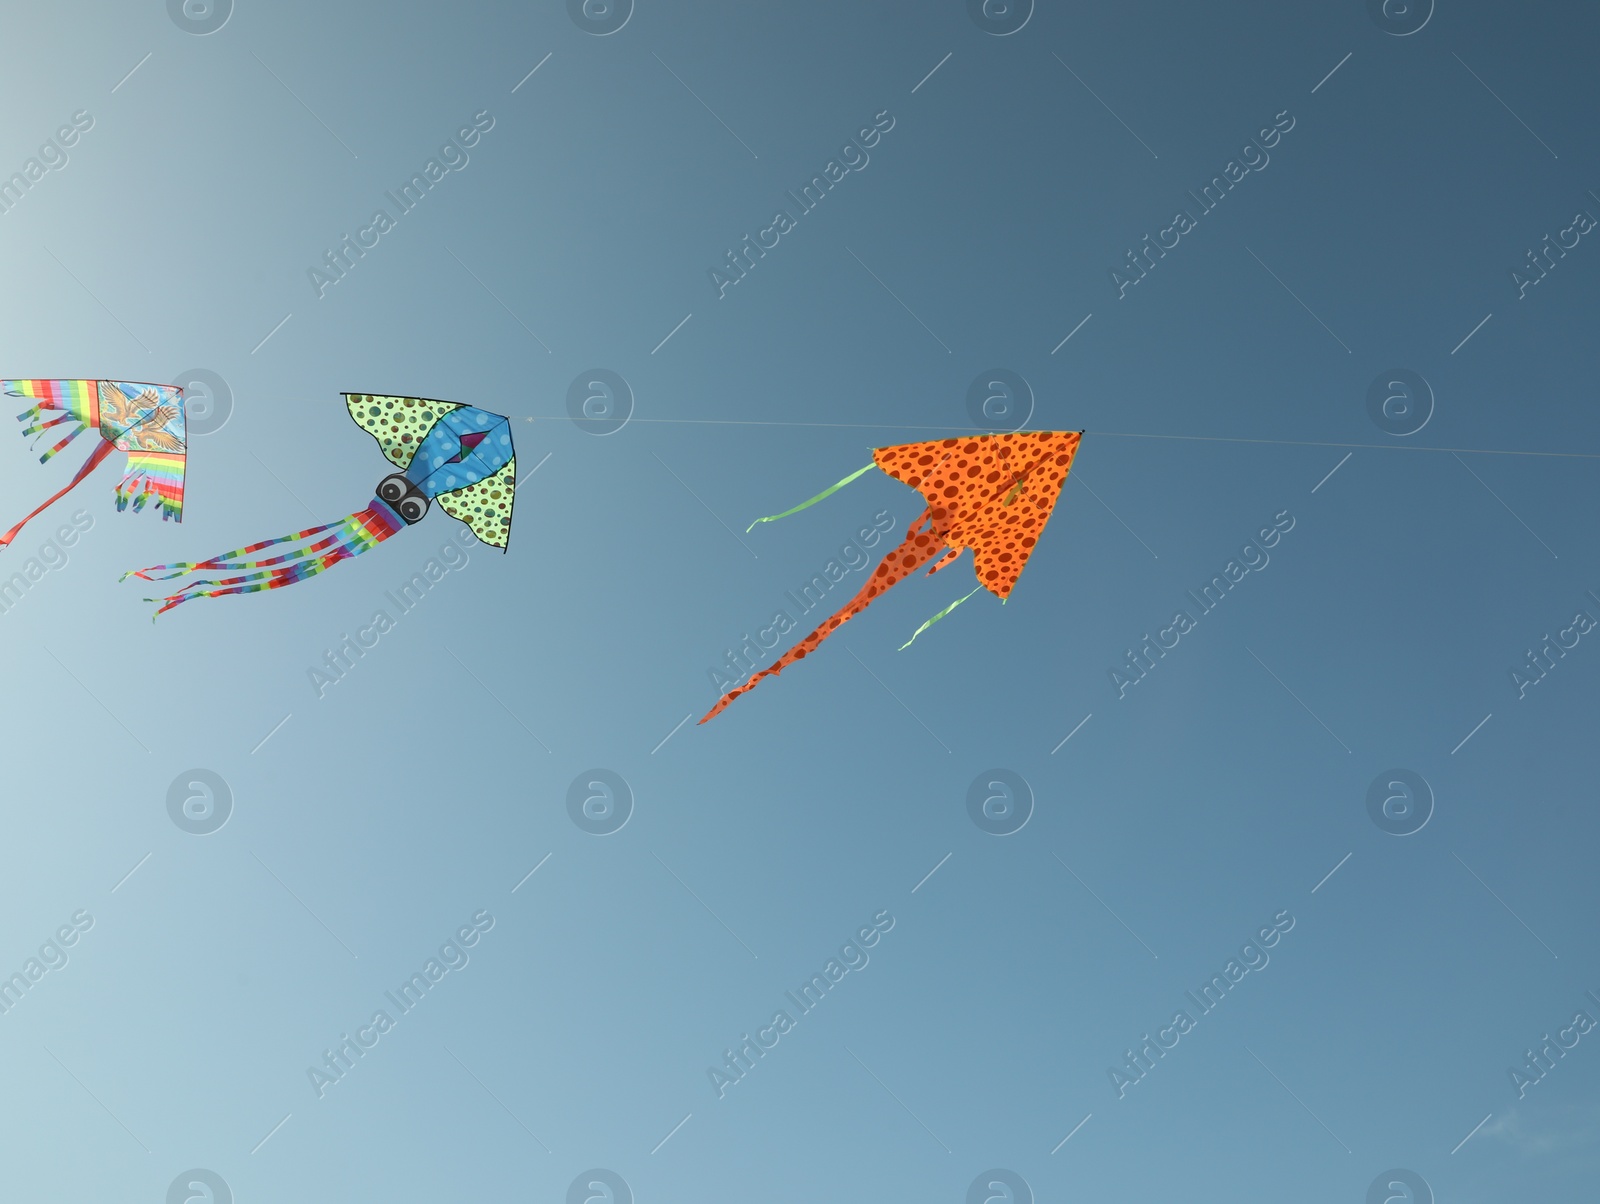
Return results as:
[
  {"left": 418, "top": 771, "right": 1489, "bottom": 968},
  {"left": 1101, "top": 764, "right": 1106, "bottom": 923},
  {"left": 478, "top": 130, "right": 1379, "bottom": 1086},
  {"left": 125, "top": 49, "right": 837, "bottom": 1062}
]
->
[{"left": 701, "top": 431, "right": 1082, "bottom": 722}]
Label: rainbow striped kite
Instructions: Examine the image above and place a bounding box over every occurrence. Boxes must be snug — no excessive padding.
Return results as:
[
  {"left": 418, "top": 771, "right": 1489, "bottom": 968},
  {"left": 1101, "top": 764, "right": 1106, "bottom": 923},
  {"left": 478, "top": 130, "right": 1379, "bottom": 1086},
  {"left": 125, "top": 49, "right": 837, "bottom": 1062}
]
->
[{"left": 2, "top": 378, "right": 186, "bottom": 546}]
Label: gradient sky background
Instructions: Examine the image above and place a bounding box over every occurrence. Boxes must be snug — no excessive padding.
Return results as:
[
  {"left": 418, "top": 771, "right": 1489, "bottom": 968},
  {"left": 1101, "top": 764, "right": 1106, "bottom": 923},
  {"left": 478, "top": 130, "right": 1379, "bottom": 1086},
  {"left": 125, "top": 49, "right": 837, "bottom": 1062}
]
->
[{"left": 1, "top": 1, "right": 1598, "bottom": 1201}]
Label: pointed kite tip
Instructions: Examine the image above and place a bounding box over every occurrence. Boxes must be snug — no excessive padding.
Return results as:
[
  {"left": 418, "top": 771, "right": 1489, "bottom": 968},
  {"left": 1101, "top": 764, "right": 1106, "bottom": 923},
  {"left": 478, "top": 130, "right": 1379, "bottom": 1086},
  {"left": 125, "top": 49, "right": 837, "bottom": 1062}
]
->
[{"left": 699, "top": 695, "right": 735, "bottom": 723}]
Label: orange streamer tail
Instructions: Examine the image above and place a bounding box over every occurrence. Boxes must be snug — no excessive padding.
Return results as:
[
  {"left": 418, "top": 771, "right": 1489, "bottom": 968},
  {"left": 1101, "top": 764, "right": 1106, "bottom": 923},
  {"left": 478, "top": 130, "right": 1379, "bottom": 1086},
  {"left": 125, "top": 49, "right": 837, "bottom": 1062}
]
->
[{"left": 700, "top": 512, "right": 947, "bottom": 723}]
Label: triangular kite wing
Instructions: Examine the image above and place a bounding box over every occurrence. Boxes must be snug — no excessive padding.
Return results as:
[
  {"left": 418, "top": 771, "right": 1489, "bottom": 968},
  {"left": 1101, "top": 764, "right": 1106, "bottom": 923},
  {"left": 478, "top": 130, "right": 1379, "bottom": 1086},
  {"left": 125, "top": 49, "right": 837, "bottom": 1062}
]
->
[
  {"left": 435, "top": 460, "right": 516, "bottom": 548},
  {"left": 344, "top": 393, "right": 463, "bottom": 470},
  {"left": 873, "top": 431, "right": 1080, "bottom": 599},
  {"left": 405, "top": 405, "right": 516, "bottom": 547}
]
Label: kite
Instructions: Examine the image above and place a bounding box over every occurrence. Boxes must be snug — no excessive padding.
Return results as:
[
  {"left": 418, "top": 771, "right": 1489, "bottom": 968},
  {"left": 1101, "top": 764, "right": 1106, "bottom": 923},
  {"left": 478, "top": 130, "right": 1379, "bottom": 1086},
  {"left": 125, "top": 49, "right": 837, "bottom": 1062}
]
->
[
  {"left": 701, "top": 431, "right": 1082, "bottom": 723},
  {"left": 125, "top": 393, "right": 514, "bottom": 615},
  {"left": 1, "top": 378, "right": 186, "bottom": 546}
]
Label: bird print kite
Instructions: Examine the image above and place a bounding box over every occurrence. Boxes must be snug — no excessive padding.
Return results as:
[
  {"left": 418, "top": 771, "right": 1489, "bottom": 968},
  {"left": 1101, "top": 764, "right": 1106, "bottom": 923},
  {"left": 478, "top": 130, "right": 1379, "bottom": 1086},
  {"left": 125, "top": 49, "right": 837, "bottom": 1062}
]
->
[
  {"left": 1, "top": 378, "right": 186, "bottom": 546},
  {"left": 125, "top": 393, "right": 514, "bottom": 615},
  {"left": 701, "top": 431, "right": 1082, "bottom": 722}
]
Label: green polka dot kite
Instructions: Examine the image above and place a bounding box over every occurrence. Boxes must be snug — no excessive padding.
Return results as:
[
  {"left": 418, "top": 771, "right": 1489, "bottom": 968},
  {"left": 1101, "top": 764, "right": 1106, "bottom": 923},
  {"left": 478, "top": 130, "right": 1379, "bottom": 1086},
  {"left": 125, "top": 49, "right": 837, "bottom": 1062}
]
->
[{"left": 124, "top": 393, "right": 517, "bottom": 616}]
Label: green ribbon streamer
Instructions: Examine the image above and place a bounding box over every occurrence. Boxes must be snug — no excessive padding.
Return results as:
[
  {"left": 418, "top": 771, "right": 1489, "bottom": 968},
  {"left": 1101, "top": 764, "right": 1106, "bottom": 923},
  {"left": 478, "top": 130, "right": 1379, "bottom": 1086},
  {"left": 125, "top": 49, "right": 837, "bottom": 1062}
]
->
[
  {"left": 745, "top": 462, "right": 876, "bottom": 533},
  {"left": 899, "top": 585, "right": 984, "bottom": 651}
]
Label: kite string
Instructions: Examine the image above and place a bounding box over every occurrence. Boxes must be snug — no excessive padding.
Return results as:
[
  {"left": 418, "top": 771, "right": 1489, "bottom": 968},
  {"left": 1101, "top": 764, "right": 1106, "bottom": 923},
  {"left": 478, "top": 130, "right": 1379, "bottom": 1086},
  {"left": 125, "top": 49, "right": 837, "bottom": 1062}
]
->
[
  {"left": 1085, "top": 430, "right": 1600, "bottom": 461},
  {"left": 520, "top": 415, "right": 1600, "bottom": 460}
]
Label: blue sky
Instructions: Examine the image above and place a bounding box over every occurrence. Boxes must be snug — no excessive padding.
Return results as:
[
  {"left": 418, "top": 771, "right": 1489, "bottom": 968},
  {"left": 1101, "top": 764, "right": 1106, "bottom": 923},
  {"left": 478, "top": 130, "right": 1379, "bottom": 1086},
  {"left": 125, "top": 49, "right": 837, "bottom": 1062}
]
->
[{"left": 1, "top": 1, "right": 1598, "bottom": 1201}]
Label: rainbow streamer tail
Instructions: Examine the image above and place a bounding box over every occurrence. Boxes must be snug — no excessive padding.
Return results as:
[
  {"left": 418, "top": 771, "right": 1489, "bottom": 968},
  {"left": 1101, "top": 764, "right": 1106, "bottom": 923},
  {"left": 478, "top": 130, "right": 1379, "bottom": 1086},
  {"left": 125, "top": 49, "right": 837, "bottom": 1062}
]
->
[{"left": 122, "top": 500, "right": 406, "bottom": 617}]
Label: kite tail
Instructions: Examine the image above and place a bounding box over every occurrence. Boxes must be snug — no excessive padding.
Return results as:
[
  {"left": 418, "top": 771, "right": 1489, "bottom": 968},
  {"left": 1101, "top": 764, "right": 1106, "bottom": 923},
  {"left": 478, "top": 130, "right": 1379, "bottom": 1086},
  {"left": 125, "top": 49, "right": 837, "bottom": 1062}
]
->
[
  {"left": 124, "top": 501, "right": 406, "bottom": 617},
  {"left": 700, "top": 511, "right": 948, "bottom": 723},
  {"left": 898, "top": 585, "right": 984, "bottom": 651},
  {"left": 0, "top": 439, "right": 117, "bottom": 548},
  {"left": 744, "top": 463, "right": 876, "bottom": 532}
]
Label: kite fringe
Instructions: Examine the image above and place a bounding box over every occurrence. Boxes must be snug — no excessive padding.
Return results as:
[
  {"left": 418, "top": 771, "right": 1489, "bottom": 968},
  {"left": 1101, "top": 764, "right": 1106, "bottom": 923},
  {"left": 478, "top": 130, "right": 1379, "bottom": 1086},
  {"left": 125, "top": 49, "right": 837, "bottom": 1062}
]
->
[
  {"left": 18, "top": 407, "right": 91, "bottom": 463},
  {"left": 127, "top": 502, "right": 405, "bottom": 617},
  {"left": 114, "top": 452, "right": 185, "bottom": 522}
]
